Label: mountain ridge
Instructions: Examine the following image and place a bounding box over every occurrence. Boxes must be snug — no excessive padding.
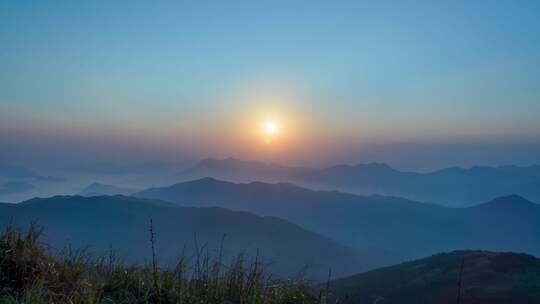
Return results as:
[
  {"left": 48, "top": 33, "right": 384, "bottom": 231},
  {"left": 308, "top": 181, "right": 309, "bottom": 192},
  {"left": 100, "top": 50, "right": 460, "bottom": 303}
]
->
[
  {"left": 136, "top": 178, "right": 540, "bottom": 261},
  {"left": 0, "top": 194, "right": 386, "bottom": 280},
  {"left": 177, "top": 158, "right": 540, "bottom": 206}
]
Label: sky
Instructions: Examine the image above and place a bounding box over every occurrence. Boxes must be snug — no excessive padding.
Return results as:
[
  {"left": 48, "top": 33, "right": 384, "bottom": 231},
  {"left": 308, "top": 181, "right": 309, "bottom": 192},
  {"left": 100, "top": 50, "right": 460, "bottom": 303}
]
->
[{"left": 1, "top": 0, "right": 540, "bottom": 170}]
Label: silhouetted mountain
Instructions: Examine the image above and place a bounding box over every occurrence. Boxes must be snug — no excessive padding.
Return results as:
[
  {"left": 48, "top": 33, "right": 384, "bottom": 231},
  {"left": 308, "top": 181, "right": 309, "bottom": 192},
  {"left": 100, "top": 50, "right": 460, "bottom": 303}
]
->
[
  {"left": 329, "top": 250, "right": 540, "bottom": 304},
  {"left": 137, "top": 179, "right": 540, "bottom": 261},
  {"left": 179, "top": 158, "right": 540, "bottom": 206},
  {"left": 79, "top": 182, "right": 141, "bottom": 196},
  {"left": 301, "top": 164, "right": 540, "bottom": 206},
  {"left": 0, "top": 195, "right": 374, "bottom": 280},
  {"left": 180, "top": 157, "right": 313, "bottom": 183},
  {"left": 0, "top": 181, "right": 34, "bottom": 195}
]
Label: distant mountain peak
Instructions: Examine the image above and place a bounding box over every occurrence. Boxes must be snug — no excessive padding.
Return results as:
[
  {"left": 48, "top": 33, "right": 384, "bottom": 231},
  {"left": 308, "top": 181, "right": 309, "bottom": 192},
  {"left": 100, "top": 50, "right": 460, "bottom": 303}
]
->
[
  {"left": 196, "top": 176, "right": 222, "bottom": 182},
  {"left": 474, "top": 194, "right": 537, "bottom": 211},
  {"left": 161, "top": 177, "right": 236, "bottom": 192},
  {"left": 172, "top": 177, "right": 302, "bottom": 191},
  {"left": 181, "top": 176, "right": 232, "bottom": 186}
]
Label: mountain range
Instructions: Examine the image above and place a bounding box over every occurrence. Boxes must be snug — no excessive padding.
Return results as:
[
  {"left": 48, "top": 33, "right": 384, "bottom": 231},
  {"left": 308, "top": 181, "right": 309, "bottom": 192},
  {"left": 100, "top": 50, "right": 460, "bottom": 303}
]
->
[
  {"left": 2, "top": 174, "right": 540, "bottom": 290},
  {"left": 0, "top": 195, "right": 382, "bottom": 280},
  {"left": 137, "top": 178, "right": 540, "bottom": 261},
  {"left": 179, "top": 158, "right": 540, "bottom": 206}
]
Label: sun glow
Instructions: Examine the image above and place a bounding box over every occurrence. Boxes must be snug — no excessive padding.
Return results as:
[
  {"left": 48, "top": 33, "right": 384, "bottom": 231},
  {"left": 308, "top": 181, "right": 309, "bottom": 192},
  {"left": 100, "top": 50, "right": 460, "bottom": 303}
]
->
[
  {"left": 264, "top": 121, "right": 278, "bottom": 135},
  {"left": 262, "top": 120, "right": 280, "bottom": 144}
]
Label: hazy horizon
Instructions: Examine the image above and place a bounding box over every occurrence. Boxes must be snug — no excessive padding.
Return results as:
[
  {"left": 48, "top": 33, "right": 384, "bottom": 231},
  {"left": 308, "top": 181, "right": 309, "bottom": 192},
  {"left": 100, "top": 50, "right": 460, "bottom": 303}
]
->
[
  {"left": 2, "top": 1, "right": 540, "bottom": 170},
  {"left": 2, "top": 128, "right": 540, "bottom": 171}
]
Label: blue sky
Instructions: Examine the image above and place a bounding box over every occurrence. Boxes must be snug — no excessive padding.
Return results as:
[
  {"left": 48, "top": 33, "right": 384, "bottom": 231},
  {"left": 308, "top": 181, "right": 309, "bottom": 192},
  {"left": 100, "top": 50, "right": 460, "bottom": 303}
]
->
[{"left": 1, "top": 1, "right": 539, "bottom": 168}]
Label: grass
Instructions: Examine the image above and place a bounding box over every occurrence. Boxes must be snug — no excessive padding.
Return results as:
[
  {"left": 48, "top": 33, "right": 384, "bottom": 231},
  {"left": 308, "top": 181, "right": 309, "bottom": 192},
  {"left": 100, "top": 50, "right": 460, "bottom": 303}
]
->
[{"left": 0, "top": 224, "right": 333, "bottom": 304}]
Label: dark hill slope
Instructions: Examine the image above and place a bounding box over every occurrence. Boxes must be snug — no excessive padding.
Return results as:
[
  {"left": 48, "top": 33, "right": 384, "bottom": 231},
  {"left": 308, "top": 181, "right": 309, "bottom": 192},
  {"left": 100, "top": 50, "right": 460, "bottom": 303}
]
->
[
  {"left": 330, "top": 250, "right": 540, "bottom": 304},
  {"left": 137, "top": 179, "right": 540, "bottom": 260},
  {"left": 0, "top": 195, "right": 368, "bottom": 280}
]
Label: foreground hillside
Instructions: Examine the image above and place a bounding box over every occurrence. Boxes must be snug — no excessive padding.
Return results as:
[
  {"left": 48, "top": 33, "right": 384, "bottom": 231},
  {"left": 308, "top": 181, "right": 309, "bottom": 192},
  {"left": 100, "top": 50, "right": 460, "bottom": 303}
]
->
[
  {"left": 3, "top": 227, "right": 537, "bottom": 303},
  {"left": 330, "top": 251, "right": 540, "bottom": 304},
  {"left": 0, "top": 226, "right": 318, "bottom": 304},
  {"left": 0, "top": 195, "right": 375, "bottom": 280},
  {"left": 137, "top": 178, "right": 540, "bottom": 260}
]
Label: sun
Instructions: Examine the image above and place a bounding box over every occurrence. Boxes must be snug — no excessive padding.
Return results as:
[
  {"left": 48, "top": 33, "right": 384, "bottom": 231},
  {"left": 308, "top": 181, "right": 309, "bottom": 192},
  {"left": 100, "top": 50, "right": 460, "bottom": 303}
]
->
[
  {"left": 261, "top": 120, "right": 280, "bottom": 144},
  {"left": 264, "top": 121, "right": 278, "bottom": 135}
]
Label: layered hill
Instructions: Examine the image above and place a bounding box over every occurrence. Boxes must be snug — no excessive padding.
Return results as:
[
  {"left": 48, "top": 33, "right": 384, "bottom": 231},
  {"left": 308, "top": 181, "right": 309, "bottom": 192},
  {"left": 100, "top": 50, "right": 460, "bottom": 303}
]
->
[
  {"left": 137, "top": 179, "right": 540, "bottom": 260},
  {"left": 0, "top": 195, "right": 372, "bottom": 280},
  {"left": 179, "top": 158, "right": 540, "bottom": 206}
]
